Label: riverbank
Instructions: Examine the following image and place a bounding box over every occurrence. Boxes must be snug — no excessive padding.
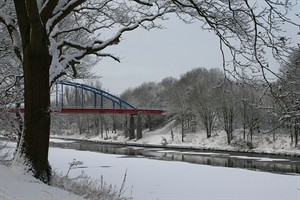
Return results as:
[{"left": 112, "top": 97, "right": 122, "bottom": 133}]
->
[
  {"left": 0, "top": 164, "right": 85, "bottom": 200},
  {"left": 0, "top": 141, "right": 132, "bottom": 200},
  {"left": 51, "top": 120, "right": 300, "bottom": 157}
]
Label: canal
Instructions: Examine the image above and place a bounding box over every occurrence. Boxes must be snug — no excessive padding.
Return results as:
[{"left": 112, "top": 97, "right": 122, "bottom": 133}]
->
[{"left": 48, "top": 138, "right": 300, "bottom": 200}]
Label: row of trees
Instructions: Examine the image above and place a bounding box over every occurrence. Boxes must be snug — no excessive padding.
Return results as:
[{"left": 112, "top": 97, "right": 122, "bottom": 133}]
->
[
  {"left": 121, "top": 49, "right": 300, "bottom": 147},
  {"left": 120, "top": 68, "right": 263, "bottom": 144},
  {"left": 1, "top": 0, "right": 299, "bottom": 184}
]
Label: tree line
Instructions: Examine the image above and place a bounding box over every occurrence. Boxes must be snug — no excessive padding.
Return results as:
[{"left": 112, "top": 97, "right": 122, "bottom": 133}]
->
[{"left": 121, "top": 49, "right": 300, "bottom": 147}]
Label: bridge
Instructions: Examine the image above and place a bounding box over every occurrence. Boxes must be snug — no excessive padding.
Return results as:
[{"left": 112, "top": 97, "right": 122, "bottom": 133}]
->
[
  {"left": 54, "top": 81, "right": 165, "bottom": 115},
  {"left": 52, "top": 81, "right": 165, "bottom": 139},
  {"left": 10, "top": 81, "right": 164, "bottom": 140}
]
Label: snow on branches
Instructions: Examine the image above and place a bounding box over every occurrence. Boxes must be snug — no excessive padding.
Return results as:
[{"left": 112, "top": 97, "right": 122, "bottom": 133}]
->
[{"left": 43, "top": 0, "right": 174, "bottom": 83}]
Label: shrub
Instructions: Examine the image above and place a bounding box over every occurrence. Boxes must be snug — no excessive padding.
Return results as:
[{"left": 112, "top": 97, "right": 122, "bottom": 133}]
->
[{"left": 51, "top": 159, "right": 132, "bottom": 200}]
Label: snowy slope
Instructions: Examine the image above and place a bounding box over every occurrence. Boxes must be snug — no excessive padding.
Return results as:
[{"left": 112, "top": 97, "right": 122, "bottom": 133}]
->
[
  {"left": 0, "top": 165, "right": 84, "bottom": 200},
  {"left": 52, "top": 120, "right": 300, "bottom": 156}
]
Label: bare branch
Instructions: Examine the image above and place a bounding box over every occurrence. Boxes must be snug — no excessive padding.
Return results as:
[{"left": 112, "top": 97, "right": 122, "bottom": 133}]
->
[
  {"left": 171, "top": 0, "right": 299, "bottom": 82},
  {"left": 0, "top": 13, "right": 22, "bottom": 61},
  {"left": 46, "top": 0, "right": 89, "bottom": 33},
  {"left": 40, "top": 0, "right": 59, "bottom": 25},
  {"left": 131, "top": 0, "right": 153, "bottom": 6}
]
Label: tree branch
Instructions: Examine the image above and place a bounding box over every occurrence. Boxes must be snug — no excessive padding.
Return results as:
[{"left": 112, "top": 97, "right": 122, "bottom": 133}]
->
[
  {"left": 46, "top": 0, "right": 87, "bottom": 33},
  {"left": 0, "top": 14, "right": 22, "bottom": 61},
  {"left": 55, "top": 10, "right": 167, "bottom": 79},
  {"left": 40, "top": 0, "right": 60, "bottom": 25},
  {"left": 131, "top": 0, "right": 153, "bottom": 6}
]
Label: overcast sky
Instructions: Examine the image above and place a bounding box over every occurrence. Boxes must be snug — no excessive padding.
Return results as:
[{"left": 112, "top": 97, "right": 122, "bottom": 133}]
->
[
  {"left": 93, "top": 11, "right": 299, "bottom": 95},
  {"left": 92, "top": 15, "right": 224, "bottom": 94}
]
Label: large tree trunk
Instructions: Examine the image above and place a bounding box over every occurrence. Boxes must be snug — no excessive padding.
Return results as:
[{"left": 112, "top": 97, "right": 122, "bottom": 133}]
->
[{"left": 13, "top": 38, "right": 52, "bottom": 184}]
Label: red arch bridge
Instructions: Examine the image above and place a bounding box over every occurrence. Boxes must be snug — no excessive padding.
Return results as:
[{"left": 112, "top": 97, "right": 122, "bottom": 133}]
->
[{"left": 12, "top": 81, "right": 165, "bottom": 139}]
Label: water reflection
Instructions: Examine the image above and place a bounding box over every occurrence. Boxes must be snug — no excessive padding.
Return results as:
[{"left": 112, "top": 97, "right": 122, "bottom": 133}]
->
[{"left": 50, "top": 140, "right": 300, "bottom": 175}]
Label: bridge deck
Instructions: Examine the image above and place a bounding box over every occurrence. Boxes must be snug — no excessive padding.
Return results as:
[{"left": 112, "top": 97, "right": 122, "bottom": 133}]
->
[
  {"left": 9, "top": 108, "right": 165, "bottom": 115},
  {"left": 55, "top": 108, "right": 165, "bottom": 115}
]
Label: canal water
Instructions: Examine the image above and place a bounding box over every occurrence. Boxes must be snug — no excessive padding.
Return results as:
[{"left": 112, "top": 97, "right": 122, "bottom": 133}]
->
[{"left": 49, "top": 139, "right": 300, "bottom": 200}]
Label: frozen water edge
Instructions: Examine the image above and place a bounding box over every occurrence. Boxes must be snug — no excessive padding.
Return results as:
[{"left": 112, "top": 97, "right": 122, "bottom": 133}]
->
[{"left": 50, "top": 138, "right": 76, "bottom": 143}]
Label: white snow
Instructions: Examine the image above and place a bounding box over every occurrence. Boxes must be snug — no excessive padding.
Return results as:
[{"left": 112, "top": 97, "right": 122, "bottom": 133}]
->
[
  {"left": 0, "top": 140, "right": 84, "bottom": 200},
  {"left": 1, "top": 119, "right": 299, "bottom": 200},
  {"left": 49, "top": 34, "right": 65, "bottom": 83},
  {"left": 52, "top": 120, "right": 300, "bottom": 157},
  {"left": 0, "top": 164, "right": 84, "bottom": 200},
  {"left": 50, "top": 138, "right": 75, "bottom": 143},
  {"left": 47, "top": 147, "right": 300, "bottom": 200}
]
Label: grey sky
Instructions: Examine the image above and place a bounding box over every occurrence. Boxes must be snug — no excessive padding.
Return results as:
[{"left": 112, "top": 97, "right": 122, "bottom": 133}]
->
[
  {"left": 93, "top": 15, "right": 223, "bottom": 94},
  {"left": 93, "top": 12, "right": 299, "bottom": 95}
]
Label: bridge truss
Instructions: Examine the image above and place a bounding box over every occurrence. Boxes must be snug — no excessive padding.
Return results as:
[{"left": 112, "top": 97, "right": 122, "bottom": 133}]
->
[{"left": 54, "top": 81, "right": 164, "bottom": 115}]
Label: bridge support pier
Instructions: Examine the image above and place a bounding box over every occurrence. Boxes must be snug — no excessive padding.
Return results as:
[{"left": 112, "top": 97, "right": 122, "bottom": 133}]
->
[
  {"left": 136, "top": 115, "right": 142, "bottom": 140},
  {"left": 129, "top": 115, "right": 135, "bottom": 140}
]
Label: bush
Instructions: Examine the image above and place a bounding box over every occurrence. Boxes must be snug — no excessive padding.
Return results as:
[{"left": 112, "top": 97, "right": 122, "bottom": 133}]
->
[
  {"left": 51, "top": 159, "right": 132, "bottom": 200},
  {"left": 265, "top": 136, "right": 273, "bottom": 144},
  {"left": 161, "top": 137, "right": 168, "bottom": 146},
  {"left": 230, "top": 138, "right": 255, "bottom": 150}
]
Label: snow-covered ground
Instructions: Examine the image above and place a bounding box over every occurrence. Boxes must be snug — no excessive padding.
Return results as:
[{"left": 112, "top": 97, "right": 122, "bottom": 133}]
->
[
  {"left": 0, "top": 120, "right": 299, "bottom": 200},
  {"left": 51, "top": 120, "right": 300, "bottom": 156},
  {"left": 0, "top": 164, "right": 84, "bottom": 200},
  {"left": 0, "top": 141, "right": 83, "bottom": 200},
  {"left": 0, "top": 140, "right": 131, "bottom": 200}
]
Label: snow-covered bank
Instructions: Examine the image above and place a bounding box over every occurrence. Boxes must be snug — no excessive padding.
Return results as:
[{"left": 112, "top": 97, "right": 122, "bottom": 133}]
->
[
  {"left": 51, "top": 121, "right": 300, "bottom": 157},
  {"left": 0, "top": 141, "right": 82, "bottom": 200},
  {"left": 0, "top": 140, "right": 131, "bottom": 200},
  {"left": 0, "top": 164, "right": 84, "bottom": 200}
]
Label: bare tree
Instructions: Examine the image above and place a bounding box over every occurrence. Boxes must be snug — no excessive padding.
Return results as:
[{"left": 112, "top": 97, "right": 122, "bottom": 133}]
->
[
  {"left": 276, "top": 48, "right": 300, "bottom": 146},
  {"left": 188, "top": 68, "right": 223, "bottom": 138},
  {"left": 216, "top": 81, "right": 239, "bottom": 144},
  {"left": 171, "top": 0, "right": 299, "bottom": 144},
  {"left": 171, "top": 0, "right": 299, "bottom": 82},
  {"left": 166, "top": 73, "right": 193, "bottom": 142},
  {"left": 0, "top": 0, "right": 172, "bottom": 183},
  {"left": 235, "top": 81, "right": 265, "bottom": 142}
]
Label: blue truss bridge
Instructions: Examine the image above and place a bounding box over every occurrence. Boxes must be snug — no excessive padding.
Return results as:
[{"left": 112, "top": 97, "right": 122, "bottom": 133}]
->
[{"left": 52, "top": 81, "right": 165, "bottom": 115}]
